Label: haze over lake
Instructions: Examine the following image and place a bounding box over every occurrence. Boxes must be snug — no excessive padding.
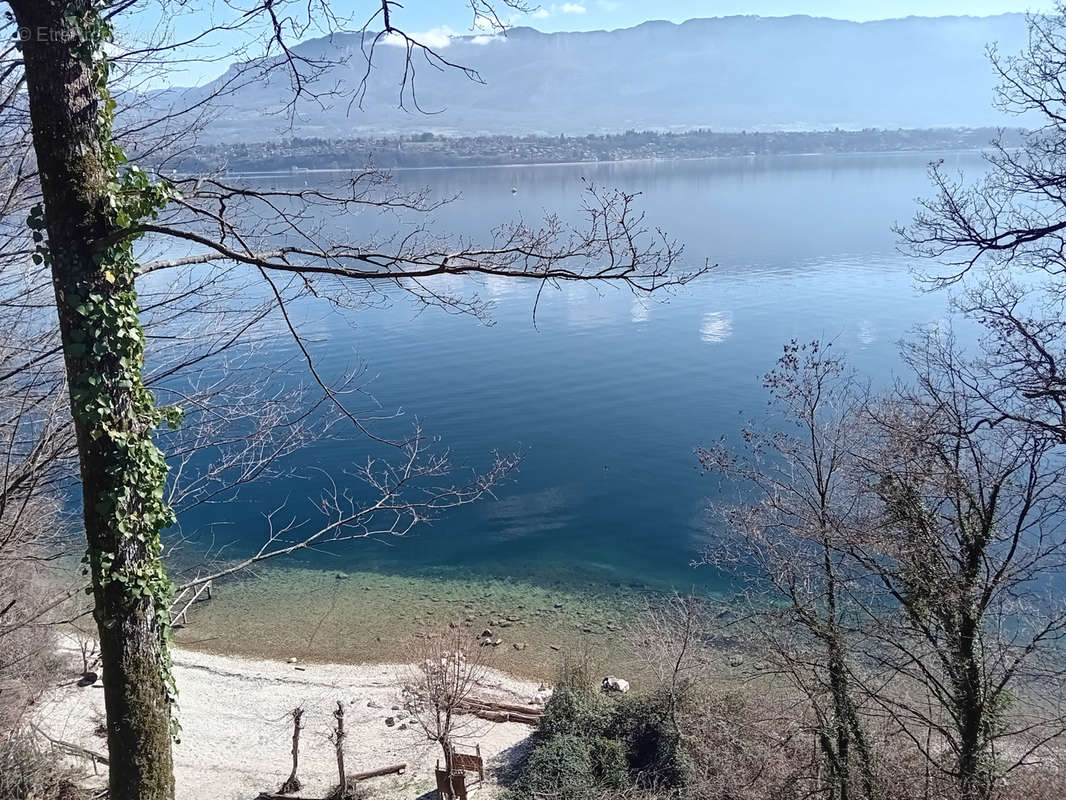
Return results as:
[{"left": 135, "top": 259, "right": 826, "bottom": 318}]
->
[{"left": 173, "top": 152, "right": 982, "bottom": 592}]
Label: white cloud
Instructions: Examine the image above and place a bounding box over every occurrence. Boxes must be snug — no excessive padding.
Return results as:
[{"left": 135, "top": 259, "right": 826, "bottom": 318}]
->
[
  {"left": 381, "top": 25, "right": 504, "bottom": 48},
  {"left": 382, "top": 25, "right": 455, "bottom": 49},
  {"left": 597, "top": 0, "right": 623, "bottom": 10},
  {"left": 560, "top": 3, "right": 587, "bottom": 14},
  {"left": 531, "top": 7, "right": 551, "bottom": 18}
]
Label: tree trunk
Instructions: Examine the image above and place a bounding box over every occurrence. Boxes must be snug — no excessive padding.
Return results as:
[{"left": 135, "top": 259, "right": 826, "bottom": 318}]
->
[
  {"left": 955, "top": 609, "right": 988, "bottom": 800},
  {"left": 11, "top": 3, "right": 175, "bottom": 799},
  {"left": 442, "top": 737, "right": 454, "bottom": 775},
  {"left": 953, "top": 527, "right": 990, "bottom": 800},
  {"left": 279, "top": 707, "right": 304, "bottom": 794},
  {"left": 827, "top": 655, "right": 851, "bottom": 800},
  {"left": 333, "top": 701, "right": 347, "bottom": 796}
]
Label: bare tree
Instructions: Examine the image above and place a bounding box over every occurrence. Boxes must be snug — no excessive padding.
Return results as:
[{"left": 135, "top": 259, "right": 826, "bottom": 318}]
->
[
  {"left": 847, "top": 333, "right": 1066, "bottom": 800},
  {"left": 699, "top": 340, "right": 876, "bottom": 800},
  {"left": 898, "top": 3, "right": 1066, "bottom": 446},
  {"left": 628, "top": 592, "right": 708, "bottom": 736},
  {"left": 704, "top": 336, "right": 1066, "bottom": 800},
  {"left": 402, "top": 626, "right": 490, "bottom": 776},
  {"left": 893, "top": 8, "right": 1066, "bottom": 791}
]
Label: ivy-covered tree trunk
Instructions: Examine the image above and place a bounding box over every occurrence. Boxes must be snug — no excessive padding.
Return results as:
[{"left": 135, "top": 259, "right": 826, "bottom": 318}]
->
[
  {"left": 12, "top": 2, "right": 177, "bottom": 798},
  {"left": 952, "top": 558, "right": 989, "bottom": 800}
]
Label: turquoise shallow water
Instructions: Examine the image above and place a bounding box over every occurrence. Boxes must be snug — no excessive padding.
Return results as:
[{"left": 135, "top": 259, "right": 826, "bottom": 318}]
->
[{"left": 162, "top": 153, "right": 983, "bottom": 595}]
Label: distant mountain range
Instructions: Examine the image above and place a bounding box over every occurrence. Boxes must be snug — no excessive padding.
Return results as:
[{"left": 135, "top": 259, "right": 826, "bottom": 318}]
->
[{"left": 147, "top": 14, "right": 1031, "bottom": 141}]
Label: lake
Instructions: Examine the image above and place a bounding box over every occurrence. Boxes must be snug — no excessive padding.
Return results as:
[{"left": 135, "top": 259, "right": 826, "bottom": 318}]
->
[{"left": 168, "top": 152, "right": 982, "bottom": 597}]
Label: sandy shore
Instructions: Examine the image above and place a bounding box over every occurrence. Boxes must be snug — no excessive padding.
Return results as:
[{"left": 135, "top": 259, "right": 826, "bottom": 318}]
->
[{"left": 38, "top": 643, "right": 545, "bottom": 800}]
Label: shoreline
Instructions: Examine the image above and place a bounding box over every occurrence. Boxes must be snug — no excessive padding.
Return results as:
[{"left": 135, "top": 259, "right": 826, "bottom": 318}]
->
[
  {"left": 39, "top": 642, "right": 543, "bottom": 800},
  {"left": 170, "top": 564, "right": 683, "bottom": 681},
  {"left": 167, "top": 146, "right": 994, "bottom": 179}
]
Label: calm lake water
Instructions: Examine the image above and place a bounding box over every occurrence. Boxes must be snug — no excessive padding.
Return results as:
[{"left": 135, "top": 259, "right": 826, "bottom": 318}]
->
[{"left": 170, "top": 153, "right": 983, "bottom": 594}]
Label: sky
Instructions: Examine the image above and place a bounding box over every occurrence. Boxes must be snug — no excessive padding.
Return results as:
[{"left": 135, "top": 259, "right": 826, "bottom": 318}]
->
[
  {"left": 413, "top": 1, "right": 1052, "bottom": 32},
  {"left": 132, "top": 0, "right": 1055, "bottom": 87}
]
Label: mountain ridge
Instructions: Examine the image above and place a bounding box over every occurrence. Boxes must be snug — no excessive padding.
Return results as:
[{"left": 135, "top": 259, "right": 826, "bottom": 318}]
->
[{"left": 148, "top": 13, "right": 1031, "bottom": 141}]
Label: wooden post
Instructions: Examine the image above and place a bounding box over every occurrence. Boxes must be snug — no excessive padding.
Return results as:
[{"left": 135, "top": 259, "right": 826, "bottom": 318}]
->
[
  {"left": 333, "top": 701, "right": 347, "bottom": 798},
  {"left": 278, "top": 707, "right": 303, "bottom": 794}
]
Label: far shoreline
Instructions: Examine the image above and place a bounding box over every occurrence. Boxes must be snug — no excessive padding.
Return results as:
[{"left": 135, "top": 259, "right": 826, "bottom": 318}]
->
[{"left": 162, "top": 146, "right": 996, "bottom": 180}]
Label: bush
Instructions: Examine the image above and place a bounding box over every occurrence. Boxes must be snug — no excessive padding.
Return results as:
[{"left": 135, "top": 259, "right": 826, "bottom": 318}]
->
[
  {"left": 608, "top": 692, "right": 685, "bottom": 788},
  {"left": 512, "top": 685, "right": 685, "bottom": 798},
  {"left": 588, "top": 737, "right": 629, "bottom": 789},
  {"left": 510, "top": 733, "right": 597, "bottom": 800},
  {"left": 540, "top": 686, "right": 612, "bottom": 740}
]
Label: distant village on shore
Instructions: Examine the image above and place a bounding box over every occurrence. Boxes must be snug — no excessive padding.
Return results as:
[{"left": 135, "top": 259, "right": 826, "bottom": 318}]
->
[{"left": 160, "top": 127, "right": 1023, "bottom": 174}]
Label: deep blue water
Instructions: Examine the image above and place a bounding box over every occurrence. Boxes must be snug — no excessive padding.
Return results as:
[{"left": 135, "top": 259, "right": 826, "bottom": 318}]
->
[{"left": 165, "top": 153, "right": 983, "bottom": 592}]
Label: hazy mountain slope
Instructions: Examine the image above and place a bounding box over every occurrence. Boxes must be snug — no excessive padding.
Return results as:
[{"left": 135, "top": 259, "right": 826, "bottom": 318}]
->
[{"left": 150, "top": 14, "right": 1030, "bottom": 141}]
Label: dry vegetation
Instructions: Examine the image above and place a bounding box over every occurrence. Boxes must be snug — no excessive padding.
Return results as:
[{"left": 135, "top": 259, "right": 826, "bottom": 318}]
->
[
  {"left": 501, "top": 599, "right": 1066, "bottom": 800},
  {"left": 0, "top": 516, "right": 89, "bottom": 800}
]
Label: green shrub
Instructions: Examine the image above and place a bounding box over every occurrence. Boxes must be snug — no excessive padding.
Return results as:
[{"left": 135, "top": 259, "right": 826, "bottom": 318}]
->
[
  {"left": 510, "top": 659, "right": 688, "bottom": 798},
  {"left": 588, "top": 736, "right": 629, "bottom": 789},
  {"left": 511, "top": 733, "right": 596, "bottom": 800},
  {"left": 608, "top": 692, "right": 686, "bottom": 788},
  {"left": 540, "top": 686, "right": 612, "bottom": 740}
]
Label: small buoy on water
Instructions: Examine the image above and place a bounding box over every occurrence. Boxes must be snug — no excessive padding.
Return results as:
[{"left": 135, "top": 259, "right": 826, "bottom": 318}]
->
[{"left": 511, "top": 186, "right": 518, "bottom": 194}]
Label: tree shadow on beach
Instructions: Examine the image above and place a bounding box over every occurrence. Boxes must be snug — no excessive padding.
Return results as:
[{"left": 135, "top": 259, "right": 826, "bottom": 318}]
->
[{"left": 489, "top": 736, "right": 536, "bottom": 787}]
